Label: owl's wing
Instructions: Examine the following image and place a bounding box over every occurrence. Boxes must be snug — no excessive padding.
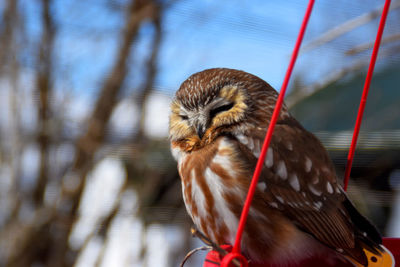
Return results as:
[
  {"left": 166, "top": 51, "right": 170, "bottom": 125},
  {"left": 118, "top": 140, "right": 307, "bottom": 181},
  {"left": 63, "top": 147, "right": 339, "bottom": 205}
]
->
[{"left": 238, "top": 116, "right": 381, "bottom": 265}]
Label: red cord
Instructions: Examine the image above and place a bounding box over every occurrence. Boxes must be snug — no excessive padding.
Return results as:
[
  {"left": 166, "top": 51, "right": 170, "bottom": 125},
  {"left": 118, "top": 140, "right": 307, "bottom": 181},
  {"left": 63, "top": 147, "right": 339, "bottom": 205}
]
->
[
  {"left": 220, "top": 1, "right": 316, "bottom": 266},
  {"left": 343, "top": 0, "right": 391, "bottom": 191}
]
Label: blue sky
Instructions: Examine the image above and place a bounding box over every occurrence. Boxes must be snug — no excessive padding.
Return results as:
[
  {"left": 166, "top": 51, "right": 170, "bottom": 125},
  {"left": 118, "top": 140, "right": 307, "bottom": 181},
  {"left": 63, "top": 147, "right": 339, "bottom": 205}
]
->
[
  {"left": 16, "top": 0, "right": 400, "bottom": 100},
  {"left": 155, "top": 0, "right": 397, "bottom": 93},
  {"left": 157, "top": 0, "right": 308, "bottom": 91}
]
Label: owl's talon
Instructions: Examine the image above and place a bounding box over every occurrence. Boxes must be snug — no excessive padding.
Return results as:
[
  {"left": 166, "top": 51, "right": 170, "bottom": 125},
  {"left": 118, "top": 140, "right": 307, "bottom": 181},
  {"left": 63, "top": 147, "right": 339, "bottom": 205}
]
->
[
  {"left": 180, "top": 245, "right": 212, "bottom": 267},
  {"left": 191, "top": 227, "right": 228, "bottom": 256}
]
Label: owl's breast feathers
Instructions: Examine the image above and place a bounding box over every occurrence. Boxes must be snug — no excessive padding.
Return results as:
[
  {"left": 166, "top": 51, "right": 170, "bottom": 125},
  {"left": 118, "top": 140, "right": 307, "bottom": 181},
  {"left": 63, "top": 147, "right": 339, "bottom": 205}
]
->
[
  {"left": 172, "top": 137, "right": 251, "bottom": 245},
  {"left": 172, "top": 136, "right": 322, "bottom": 264}
]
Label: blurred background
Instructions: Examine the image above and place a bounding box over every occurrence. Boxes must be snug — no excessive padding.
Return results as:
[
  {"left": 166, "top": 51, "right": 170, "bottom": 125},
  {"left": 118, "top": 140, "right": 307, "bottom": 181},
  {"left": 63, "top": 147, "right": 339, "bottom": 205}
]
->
[{"left": 0, "top": 0, "right": 400, "bottom": 266}]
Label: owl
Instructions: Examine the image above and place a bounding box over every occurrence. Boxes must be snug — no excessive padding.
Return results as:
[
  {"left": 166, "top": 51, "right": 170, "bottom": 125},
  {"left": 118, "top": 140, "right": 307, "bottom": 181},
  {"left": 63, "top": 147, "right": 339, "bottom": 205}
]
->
[{"left": 169, "top": 68, "right": 394, "bottom": 266}]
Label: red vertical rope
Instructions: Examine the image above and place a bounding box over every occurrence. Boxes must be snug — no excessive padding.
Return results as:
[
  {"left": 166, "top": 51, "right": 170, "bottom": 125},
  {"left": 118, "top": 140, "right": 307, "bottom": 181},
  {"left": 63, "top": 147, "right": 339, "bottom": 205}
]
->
[
  {"left": 221, "top": 1, "right": 315, "bottom": 266},
  {"left": 343, "top": 0, "right": 391, "bottom": 191}
]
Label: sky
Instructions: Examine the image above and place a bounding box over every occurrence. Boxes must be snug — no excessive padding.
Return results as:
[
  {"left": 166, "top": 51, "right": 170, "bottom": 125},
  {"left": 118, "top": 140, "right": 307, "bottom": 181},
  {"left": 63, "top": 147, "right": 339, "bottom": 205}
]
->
[
  {"left": 19, "top": 0, "right": 399, "bottom": 99},
  {"left": 143, "top": 0, "right": 400, "bottom": 93}
]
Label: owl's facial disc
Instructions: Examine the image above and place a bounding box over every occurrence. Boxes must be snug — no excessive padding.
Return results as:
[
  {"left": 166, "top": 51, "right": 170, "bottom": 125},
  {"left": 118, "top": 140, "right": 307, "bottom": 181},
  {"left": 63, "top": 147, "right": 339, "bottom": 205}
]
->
[
  {"left": 169, "top": 81, "right": 249, "bottom": 145},
  {"left": 179, "top": 98, "right": 234, "bottom": 139}
]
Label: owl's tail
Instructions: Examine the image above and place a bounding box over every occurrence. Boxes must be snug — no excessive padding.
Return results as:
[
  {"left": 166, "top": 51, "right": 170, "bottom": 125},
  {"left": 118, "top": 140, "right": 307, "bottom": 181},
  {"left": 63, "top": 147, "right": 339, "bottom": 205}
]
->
[{"left": 344, "top": 245, "right": 394, "bottom": 267}]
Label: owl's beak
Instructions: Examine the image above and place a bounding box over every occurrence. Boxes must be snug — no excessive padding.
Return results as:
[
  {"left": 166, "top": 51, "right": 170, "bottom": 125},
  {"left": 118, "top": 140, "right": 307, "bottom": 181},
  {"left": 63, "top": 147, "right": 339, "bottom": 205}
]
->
[
  {"left": 193, "top": 113, "right": 208, "bottom": 139},
  {"left": 195, "top": 124, "right": 206, "bottom": 139}
]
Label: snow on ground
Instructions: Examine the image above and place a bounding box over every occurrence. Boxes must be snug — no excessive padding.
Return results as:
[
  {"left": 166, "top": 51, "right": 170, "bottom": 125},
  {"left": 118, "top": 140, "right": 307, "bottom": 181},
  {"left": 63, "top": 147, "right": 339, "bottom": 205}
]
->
[
  {"left": 71, "top": 156, "right": 189, "bottom": 267},
  {"left": 70, "top": 157, "right": 126, "bottom": 249},
  {"left": 144, "top": 92, "right": 172, "bottom": 138}
]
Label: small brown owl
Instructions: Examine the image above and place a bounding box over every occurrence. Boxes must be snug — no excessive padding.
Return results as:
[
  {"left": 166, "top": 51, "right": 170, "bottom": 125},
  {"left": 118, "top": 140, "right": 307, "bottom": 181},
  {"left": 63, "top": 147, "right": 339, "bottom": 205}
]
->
[{"left": 169, "top": 68, "right": 393, "bottom": 266}]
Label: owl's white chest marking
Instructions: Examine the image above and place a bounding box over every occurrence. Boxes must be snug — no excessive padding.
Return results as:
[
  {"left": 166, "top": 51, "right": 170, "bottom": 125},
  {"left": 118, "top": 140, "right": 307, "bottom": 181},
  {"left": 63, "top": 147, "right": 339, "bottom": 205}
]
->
[
  {"left": 177, "top": 138, "right": 244, "bottom": 245},
  {"left": 202, "top": 166, "right": 239, "bottom": 243}
]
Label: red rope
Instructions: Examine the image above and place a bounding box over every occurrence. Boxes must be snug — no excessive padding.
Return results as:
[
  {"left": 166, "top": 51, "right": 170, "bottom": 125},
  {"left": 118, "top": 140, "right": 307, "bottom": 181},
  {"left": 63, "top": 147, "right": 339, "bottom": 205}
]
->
[
  {"left": 221, "top": 1, "right": 315, "bottom": 266},
  {"left": 343, "top": 0, "right": 391, "bottom": 191}
]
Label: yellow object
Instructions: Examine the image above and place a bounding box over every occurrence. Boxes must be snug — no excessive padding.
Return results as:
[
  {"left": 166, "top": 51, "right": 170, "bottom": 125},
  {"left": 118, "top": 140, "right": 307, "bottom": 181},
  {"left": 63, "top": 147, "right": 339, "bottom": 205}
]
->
[{"left": 345, "top": 246, "right": 395, "bottom": 267}]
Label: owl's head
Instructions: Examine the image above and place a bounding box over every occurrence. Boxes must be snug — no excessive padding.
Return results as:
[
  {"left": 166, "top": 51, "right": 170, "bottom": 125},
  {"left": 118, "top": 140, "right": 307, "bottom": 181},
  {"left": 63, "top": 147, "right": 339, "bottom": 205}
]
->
[{"left": 169, "top": 68, "right": 286, "bottom": 151}]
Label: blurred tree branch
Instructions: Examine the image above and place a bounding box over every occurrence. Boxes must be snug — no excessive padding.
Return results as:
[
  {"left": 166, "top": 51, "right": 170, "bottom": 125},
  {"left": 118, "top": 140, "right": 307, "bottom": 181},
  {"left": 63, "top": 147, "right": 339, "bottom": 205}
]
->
[
  {"left": 300, "top": 0, "right": 400, "bottom": 54},
  {"left": 0, "top": 0, "right": 17, "bottom": 73},
  {"left": 0, "top": 0, "right": 23, "bottom": 227},
  {"left": 346, "top": 33, "right": 400, "bottom": 55},
  {"left": 4, "top": 0, "right": 55, "bottom": 265},
  {"left": 34, "top": 0, "right": 55, "bottom": 207},
  {"left": 135, "top": 8, "right": 162, "bottom": 141}
]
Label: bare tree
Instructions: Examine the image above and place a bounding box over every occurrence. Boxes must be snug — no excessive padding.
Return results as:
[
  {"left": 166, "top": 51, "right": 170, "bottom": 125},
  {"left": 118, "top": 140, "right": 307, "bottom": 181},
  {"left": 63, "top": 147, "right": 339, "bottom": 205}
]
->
[
  {"left": 1, "top": 0, "right": 173, "bottom": 266},
  {"left": 34, "top": 0, "right": 55, "bottom": 207}
]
